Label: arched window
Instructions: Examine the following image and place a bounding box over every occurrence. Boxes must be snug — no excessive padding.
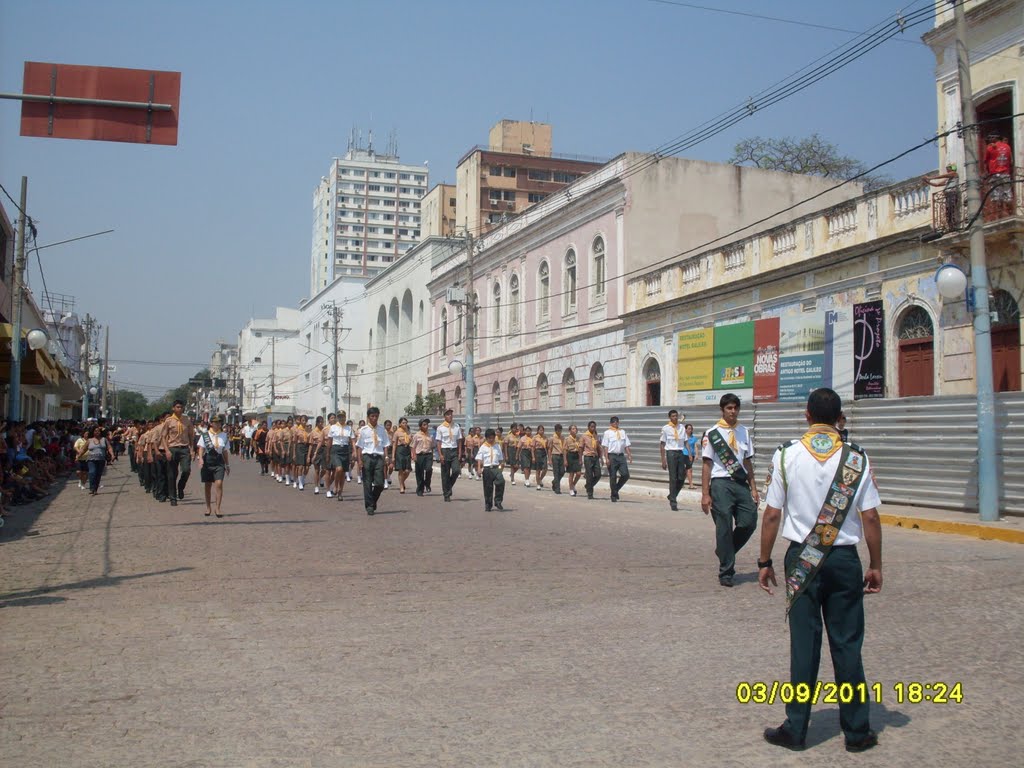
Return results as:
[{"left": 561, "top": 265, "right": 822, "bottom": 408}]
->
[
  {"left": 592, "top": 236, "right": 606, "bottom": 300},
  {"left": 493, "top": 281, "right": 502, "bottom": 334},
  {"left": 440, "top": 307, "right": 448, "bottom": 354},
  {"left": 590, "top": 362, "right": 605, "bottom": 408},
  {"left": 897, "top": 306, "right": 935, "bottom": 397},
  {"left": 439, "top": 389, "right": 446, "bottom": 412},
  {"left": 509, "top": 377, "right": 520, "bottom": 413},
  {"left": 509, "top": 273, "right": 521, "bottom": 333},
  {"left": 537, "top": 373, "right": 549, "bottom": 410},
  {"left": 563, "top": 368, "right": 577, "bottom": 409},
  {"left": 539, "top": 261, "right": 550, "bottom": 321},
  {"left": 991, "top": 289, "right": 1021, "bottom": 392},
  {"left": 492, "top": 381, "right": 501, "bottom": 410},
  {"left": 564, "top": 249, "right": 577, "bottom": 315}
]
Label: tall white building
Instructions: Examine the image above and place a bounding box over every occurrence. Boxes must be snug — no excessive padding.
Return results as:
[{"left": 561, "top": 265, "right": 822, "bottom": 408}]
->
[{"left": 310, "top": 137, "right": 429, "bottom": 296}]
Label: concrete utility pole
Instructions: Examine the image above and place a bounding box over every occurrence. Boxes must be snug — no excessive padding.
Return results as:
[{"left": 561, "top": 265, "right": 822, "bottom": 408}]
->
[
  {"left": 322, "top": 301, "right": 344, "bottom": 414},
  {"left": 464, "top": 226, "right": 478, "bottom": 431},
  {"left": 270, "top": 336, "right": 276, "bottom": 409},
  {"left": 954, "top": 0, "right": 998, "bottom": 522},
  {"left": 7, "top": 177, "right": 28, "bottom": 421},
  {"left": 81, "top": 314, "right": 95, "bottom": 420},
  {"left": 100, "top": 325, "right": 110, "bottom": 418}
]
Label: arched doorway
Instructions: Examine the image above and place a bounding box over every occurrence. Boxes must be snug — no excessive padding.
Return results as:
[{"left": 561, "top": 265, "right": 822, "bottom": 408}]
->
[
  {"left": 643, "top": 358, "right": 662, "bottom": 406},
  {"left": 992, "top": 289, "right": 1021, "bottom": 392},
  {"left": 897, "top": 306, "right": 935, "bottom": 397}
]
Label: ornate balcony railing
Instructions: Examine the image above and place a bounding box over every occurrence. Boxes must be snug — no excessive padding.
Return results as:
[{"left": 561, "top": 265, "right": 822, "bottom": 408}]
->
[{"left": 932, "top": 168, "right": 1023, "bottom": 233}]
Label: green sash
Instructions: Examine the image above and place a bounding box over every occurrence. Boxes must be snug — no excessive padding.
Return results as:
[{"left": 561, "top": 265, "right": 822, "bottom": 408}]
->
[
  {"left": 785, "top": 443, "right": 867, "bottom": 611},
  {"left": 707, "top": 427, "right": 748, "bottom": 483}
]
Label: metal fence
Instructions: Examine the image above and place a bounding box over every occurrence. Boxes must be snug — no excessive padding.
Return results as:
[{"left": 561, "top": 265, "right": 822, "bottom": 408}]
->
[{"left": 454, "top": 392, "right": 1024, "bottom": 514}]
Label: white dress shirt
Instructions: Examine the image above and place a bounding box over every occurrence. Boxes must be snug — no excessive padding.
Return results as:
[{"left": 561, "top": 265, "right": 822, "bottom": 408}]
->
[
  {"left": 660, "top": 423, "right": 685, "bottom": 451},
  {"left": 355, "top": 425, "right": 390, "bottom": 455},
  {"left": 701, "top": 423, "right": 754, "bottom": 479},
  {"left": 475, "top": 442, "right": 504, "bottom": 467},
  {"left": 435, "top": 421, "right": 463, "bottom": 449},
  {"left": 601, "top": 428, "right": 631, "bottom": 455}
]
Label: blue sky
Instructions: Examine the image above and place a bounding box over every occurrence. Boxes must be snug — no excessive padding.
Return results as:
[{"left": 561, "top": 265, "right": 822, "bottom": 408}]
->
[{"left": 0, "top": 0, "right": 944, "bottom": 399}]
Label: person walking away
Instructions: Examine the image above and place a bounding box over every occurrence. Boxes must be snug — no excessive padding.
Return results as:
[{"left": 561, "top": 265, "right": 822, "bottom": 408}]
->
[
  {"left": 392, "top": 417, "right": 413, "bottom": 493},
  {"left": 355, "top": 407, "right": 390, "bottom": 515},
  {"left": 564, "top": 425, "right": 582, "bottom": 497},
  {"left": 476, "top": 428, "right": 506, "bottom": 511},
  {"left": 533, "top": 425, "right": 550, "bottom": 489},
  {"left": 660, "top": 409, "right": 687, "bottom": 511},
  {"left": 685, "top": 423, "right": 698, "bottom": 489},
  {"left": 435, "top": 409, "right": 463, "bottom": 502},
  {"left": 160, "top": 401, "right": 195, "bottom": 507},
  {"left": 701, "top": 393, "right": 759, "bottom": 587},
  {"left": 758, "top": 387, "right": 882, "bottom": 753},
  {"left": 85, "top": 426, "right": 113, "bottom": 495},
  {"left": 550, "top": 424, "right": 566, "bottom": 494},
  {"left": 198, "top": 416, "right": 230, "bottom": 518},
  {"left": 412, "top": 418, "right": 434, "bottom": 496},
  {"left": 601, "top": 416, "right": 632, "bottom": 502},
  {"left": 581, "top": 421, "right": 602, "bottom": 499}
]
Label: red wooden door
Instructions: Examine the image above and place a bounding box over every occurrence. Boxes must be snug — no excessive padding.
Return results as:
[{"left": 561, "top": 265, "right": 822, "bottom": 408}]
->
[
  {"left": 992, "top": 325, "right": 1021, "bottom": 392},
  {"left": 898, "top": 338, "right": 934, "bottom": 397}
]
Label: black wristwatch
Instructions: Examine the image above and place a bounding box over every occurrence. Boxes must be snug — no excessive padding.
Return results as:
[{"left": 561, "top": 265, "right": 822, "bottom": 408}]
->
[{"left": 757, "top": 559, "right": 773, "bottom": 569}]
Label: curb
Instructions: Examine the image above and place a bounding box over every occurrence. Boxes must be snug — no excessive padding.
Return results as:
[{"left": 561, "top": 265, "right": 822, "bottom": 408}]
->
[{"left": 879, "top": 514, "right": 1024, "bottom": 544}]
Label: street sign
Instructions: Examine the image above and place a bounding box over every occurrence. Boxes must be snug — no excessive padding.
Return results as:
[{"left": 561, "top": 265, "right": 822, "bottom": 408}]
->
[{"left": 19, "top": 62, "right": 181, "bottom": 145}]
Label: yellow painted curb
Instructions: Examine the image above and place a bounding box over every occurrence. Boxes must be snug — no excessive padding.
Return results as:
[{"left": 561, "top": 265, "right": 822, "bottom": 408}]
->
[{"left": 880, "top": 514, "right": 1024, "bottom": 544}]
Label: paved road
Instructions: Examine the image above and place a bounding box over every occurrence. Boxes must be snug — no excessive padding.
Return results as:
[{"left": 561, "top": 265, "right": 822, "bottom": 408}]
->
[{"left": 2, "top": 459, "right": 1021, "bottom": 767}]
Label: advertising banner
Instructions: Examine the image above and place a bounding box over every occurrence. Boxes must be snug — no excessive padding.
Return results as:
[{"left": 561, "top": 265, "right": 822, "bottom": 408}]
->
[
  {"left": 752, "top": 317, "right": 781, "bottom": 402},
  {"left": 853, "top": 301, "right": 885, "bottom": 399},
  {"left": 824, "top": 308, "right": 855, "bottom": 398},
  {"left": 677, "top": 328, "right": 714, "bottom": 391},
  {"left": 778, "top": 310, "right": 825, "bottom": 401},
  {"left": 713, "top": 321, "right": 753, "bottom": 390}
]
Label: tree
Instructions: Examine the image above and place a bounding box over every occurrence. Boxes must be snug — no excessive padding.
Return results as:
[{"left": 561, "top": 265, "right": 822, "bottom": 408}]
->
[
  {"left": 116, "top": 390, "right": 150, "bottom": 421},
  {"left": 404, "top": 391, "right": 446, "bottom": 417},
  {"left": 147, "top": 368, "right": 211, "bottom": 418},
  {"left": 729, "top": 134, "right": 892, "bottom": 190}
]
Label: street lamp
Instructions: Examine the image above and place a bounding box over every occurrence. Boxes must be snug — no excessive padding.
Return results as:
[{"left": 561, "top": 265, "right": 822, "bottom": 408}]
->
[
  {"left": 935, "top": 263, "right": 971, "bottom": 308},
  {"left": 26, "top": 328, "right": 48, "bottom": 350}
]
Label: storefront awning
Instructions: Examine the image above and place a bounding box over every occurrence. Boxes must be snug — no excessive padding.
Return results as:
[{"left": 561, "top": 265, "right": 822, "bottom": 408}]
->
[{"left": 0, "top": 323, "right": 64, "bottom": 387}]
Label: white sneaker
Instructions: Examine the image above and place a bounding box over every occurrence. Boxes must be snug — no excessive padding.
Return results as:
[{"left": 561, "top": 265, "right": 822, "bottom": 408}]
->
[
  {"left": 570, "top": 489, "right": 577, "bottom": 497},
  {"left": 357, "top": 476, "right": 362, "bottom": 484},
  {"left": 314, "top": 487, "right": 319, "bottom": 495},
  {"left": 524, "top": 480, "right": 531, "bottom": 487},
  {"left": 78, "top": 482, "right": 85, "bottom": 490},
  {"left": 277, "top": 477, "right": 283, "bottom": 483},
  {"left": 326, "top": 491, "right": 333, "bottom": 498},
  {"left": 511, "top": 479, "right": 516, "bottom": 485},
  {"left": 384, "top": 480, "right": 390, "bottom": 489},
  {"left": 346, "top": 473, "right": 352, "bottom": 482}
]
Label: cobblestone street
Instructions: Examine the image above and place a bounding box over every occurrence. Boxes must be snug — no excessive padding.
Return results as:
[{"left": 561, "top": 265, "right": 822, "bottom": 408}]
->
[{"left": 1, "top": 459, "right": 1021, "bottom": 767}]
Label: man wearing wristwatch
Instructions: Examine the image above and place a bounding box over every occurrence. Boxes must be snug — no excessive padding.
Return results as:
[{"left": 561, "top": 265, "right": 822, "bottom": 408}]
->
[{"left": 757, "top": 387, "right": 883, "bottom": 754}]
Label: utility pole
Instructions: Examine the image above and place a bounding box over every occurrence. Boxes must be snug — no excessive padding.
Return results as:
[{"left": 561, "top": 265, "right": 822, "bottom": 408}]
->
[
  {"left": 270, "top": 336, "right": 276, "bottom": 410},
  {"left": 100, "top": 325, "right": 110, "bottom": 419},
  {"left": 464, "top": 224, "right": 477, "bottom": 430},
  {"left": 954, "top": 0, "right": 998, "bottom": 522},
  {"left": 7, "top": 177, "right": 28, "bottom": 421},
  {"left": 81, "top": 313, "right": 95, "bottom": 420},
  {"left": 322, "top": 301, "right": 346, "bottom": 414}
]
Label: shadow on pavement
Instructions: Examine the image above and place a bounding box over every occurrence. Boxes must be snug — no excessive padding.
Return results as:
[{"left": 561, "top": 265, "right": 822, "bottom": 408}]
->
[
  {"left": 803, "top": 702, "right": 912, "bottom": 748},
  {"left": 0, "top": 565, "right": 194, "bottom": 608},
  {"left": 0, "top": 476, "right": 73, "bottom": 543}
]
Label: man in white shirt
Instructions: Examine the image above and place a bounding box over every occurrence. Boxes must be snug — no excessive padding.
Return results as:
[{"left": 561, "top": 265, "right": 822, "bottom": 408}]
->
[
  {"left": 435, "top": 408, "right": 463, "bottom": 503},
  {"left": 701, "top": 393, "right": 759, "bottom": 587},
  {"left": 659, "top": 408, "right": 687, "bottom": 511},
  {"left": 758, "top": 387, "right": 882, "bottom": 754},
  {"left": 475, "top": 428, "right": 505, "bottom": 511},
  {"left": 601, "top": 416, "right": 632, "bottom": 502},
  {"left": 326, "top": 411, "right": 354, "bottom": 499},
  {"left": 355, "top": 407, "right": 390, "bottom": 515},
  {"left": 241, "top": 420, "right": 255, "bottom": 460}
]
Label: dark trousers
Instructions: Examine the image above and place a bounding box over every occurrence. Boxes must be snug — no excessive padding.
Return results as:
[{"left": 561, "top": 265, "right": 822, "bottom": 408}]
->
[
  {"left": 784, "top": 543, "right": 871, "bottom": 741},
  {"left": 709, "top": 478, "right": 758, "bottom": 577},
  {"left": 551, "top": 454, "right": 565, "bottom": 493},
  {"left": 584, "top": 455, "right": 601, "bottom": 498},
  {"left": 482, "top": 465, "right": 505, "bottom": 508},
  {"left": 608, "top": 453, "right": 629, "bottom": 498},
  {"left": 166, "top": 446, "right": 192, "bottom": 500},
  {"left": 141, "top": 461, "right": 151, "bottom": 490},
  {"left": 87, "top": 459, "right": 104, "bottom": 493},
  {"left": 666, "top": 450, "right": 686, "bottom": 501},
  {"left": 441, "top": 447, "right": 459, "bottom": 498},
  {"left": 415, "top": 453, "right": 433, "bottom": 493},
  {"left": 128, "top": 445, "right": 138, "bottom": 473},
  {"left": 362, "top": 453, "right": 385, "bottom": 511},
  {"left": 153, "top": 457, "right": 168, "bottom": 499}
]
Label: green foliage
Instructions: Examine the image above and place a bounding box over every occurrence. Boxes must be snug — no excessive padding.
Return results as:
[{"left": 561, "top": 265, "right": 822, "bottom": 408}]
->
[
  {"left": 404, "top": 391, "right": 446, "bottom": 417},
  {"left": 729, "top": 134, "right": 893, "bottom": 190},
  {"left": 116, "top": 390, "right": 150, "bottom": 421},
  {"left": 145, "top": 368, "right": 211, "bottom": 419}
]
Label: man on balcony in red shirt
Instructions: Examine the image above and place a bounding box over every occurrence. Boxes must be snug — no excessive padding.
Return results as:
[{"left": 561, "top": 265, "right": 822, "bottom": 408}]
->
[{"left": 984, "top": 133, "right": 1014, "bottom": 218}]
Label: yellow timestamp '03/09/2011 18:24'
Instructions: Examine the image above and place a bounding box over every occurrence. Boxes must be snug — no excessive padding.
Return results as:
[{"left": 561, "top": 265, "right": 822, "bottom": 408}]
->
[{"left": 735, "top": 681, "right": 964, "bottom": 705}]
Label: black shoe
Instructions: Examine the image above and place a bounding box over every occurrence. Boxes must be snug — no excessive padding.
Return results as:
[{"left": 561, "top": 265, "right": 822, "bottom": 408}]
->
[
  {"left": 169, "top": 499, "right": 177, "bottom": 507},
  {"left": 611, "top": 496, "right": 619, "bottom": 503},
  {"left": 495, "top": 503, "right": 503, "bottom": 510},
  {"left": 763, "top": 726, "right": 805, "bottom": 751},
  {"left": 444, "top": 495, "right": 451, "bottom": 502},
  {"left": 670, "top": 501, "right": 678, "bottom": 511},
  {"left": 177, "top": 490, "right": 185, "bottom": 499},
  {"left": 587, "top": 494, "right": 593, "bottom": 499},
  {"left": 719, "top": 575, "right": 734, "bottom": 587},
  {"left": 485, "top": 506, "right": 492, "bottom": 512},
  {"left": 416, "top": 490, "right": 424, "bottom": 497},
  {"left": 366, "top": 507, "right": 375, "bottom": 516},
  {"left": 845, "top": 731, "right": 878, "bottom": 753}
]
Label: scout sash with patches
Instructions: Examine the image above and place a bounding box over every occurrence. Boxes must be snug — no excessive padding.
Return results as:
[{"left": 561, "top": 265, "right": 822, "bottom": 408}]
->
[
  {"left": 785, "top": 437, "right": 867, "bottom": 612},
  {"left": 707, "top": 427, "right": 748, "bottom": 483}
]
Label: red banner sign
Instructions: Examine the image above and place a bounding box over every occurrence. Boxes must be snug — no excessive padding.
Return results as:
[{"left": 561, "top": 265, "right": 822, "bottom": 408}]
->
[
  {"left": 752, "top": 317, "right": 781, "bottom": 402},
  {"left": 20, "top": 62, "right": 180, "bottom": 145}
]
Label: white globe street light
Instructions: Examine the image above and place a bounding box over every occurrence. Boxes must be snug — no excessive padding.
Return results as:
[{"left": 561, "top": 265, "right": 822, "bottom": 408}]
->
[
  {"left": 448, "top": 359, "right": 464, "bottom": 377},
  {"left": 321, "top": 384, "right": 333, "bottom": 396},
  {"left": 263, "top": 398, "right": 272, "bottom": 408},
  {"left": 935, "top": 264, "right": 968, "bottom": 300},
  {"left": 89, "top": 386, "right": 98, "bottom": 396},
  {"left": 26, "top": 328, "right": 49, "bottom": 350}
]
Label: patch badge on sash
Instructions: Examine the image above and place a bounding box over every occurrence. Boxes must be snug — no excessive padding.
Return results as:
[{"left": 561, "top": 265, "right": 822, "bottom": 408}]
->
[
  {"left": 828, "top": 491, "right": 850, "bottom": 510},
  {"left": 842, "top": 467, "right": 860, "bottom": 485},
  {"left": 806, "top": 532, "right": 821, "bottom": 546},
  {"left": 810, "top": 433, "right": 834, "bottom": 454},
  {"left": 844, "top": 451, "right": 864, "bottom": 472},
  {"left": 799, "top": 545, "right": 824, "bottom": 566},
  {"left": 820, "top": 525, "right": 839, "bottom": 546},
  {"left": 817, "top": 507, "right": 837, "bottom": 525},
  {"left": 831, "top": 481, "right": 854, "bottom": 497}
]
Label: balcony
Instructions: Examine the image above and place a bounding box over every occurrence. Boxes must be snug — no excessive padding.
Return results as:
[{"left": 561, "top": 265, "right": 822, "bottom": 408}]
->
[{"left": 932, "top": 168, "right": 1023, "bottom": 235}]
